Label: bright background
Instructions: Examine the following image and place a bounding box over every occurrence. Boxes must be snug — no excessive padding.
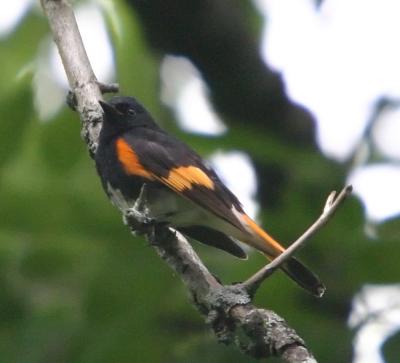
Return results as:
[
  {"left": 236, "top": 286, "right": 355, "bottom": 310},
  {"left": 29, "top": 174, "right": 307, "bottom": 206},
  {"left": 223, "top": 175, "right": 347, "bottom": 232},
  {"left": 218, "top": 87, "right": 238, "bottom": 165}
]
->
[{"left": 0, "top": 0, "right": 399, "bottom": 362}]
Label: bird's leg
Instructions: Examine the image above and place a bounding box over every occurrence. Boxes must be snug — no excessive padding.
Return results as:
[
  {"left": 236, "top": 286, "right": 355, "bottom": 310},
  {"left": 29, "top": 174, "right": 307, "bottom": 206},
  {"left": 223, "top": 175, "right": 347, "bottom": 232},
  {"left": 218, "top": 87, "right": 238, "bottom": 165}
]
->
[
  {"left": 132, "top": 183, "right": 150, "bottom": 216},
  {"left": 124, "top": 184, "right": 157, "bottom": 235},
  {"left": 106, "top": 183, "right": 155, "bottom": 234},
  {"left": 126, "top": 185, "right": 180, "bottom": 244}
]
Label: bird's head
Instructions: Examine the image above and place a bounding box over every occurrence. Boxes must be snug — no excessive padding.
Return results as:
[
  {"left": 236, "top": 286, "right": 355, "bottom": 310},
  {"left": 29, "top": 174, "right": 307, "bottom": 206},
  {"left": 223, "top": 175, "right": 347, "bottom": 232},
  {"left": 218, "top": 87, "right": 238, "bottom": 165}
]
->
[{"left": 99, "top": 96, "right": 158, "bottom": 132}]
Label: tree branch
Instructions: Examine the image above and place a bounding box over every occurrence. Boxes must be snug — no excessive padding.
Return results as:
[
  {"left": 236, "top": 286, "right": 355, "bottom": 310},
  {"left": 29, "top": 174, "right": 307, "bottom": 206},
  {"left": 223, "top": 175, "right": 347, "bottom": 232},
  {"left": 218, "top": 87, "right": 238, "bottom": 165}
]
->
[
  {"left": 133, "top": 223, "right": 317, "bottom": 363},
  {"left": 40, "top": 1, "right": 330, "bottom": 361},
  {"left": 41, "top": 0, "right": 103, "bottom": 156},
  {"left": 244, "top": 185, "right": 352, "bottom": 296}
]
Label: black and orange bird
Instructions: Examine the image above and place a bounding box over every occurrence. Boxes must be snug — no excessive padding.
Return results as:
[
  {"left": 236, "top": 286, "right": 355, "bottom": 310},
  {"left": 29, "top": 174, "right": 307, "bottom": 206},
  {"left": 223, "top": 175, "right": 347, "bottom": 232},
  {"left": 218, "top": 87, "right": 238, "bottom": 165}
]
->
[{"left": 95, "top": 96, "right": 325, "bottom": 297}]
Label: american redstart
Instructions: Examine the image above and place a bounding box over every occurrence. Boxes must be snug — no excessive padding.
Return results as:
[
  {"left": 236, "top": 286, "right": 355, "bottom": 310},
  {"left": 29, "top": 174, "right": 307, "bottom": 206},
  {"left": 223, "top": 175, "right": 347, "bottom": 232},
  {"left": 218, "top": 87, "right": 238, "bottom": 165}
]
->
[{"left": 95, "top": 96, "right": 325, "bottom": 297}]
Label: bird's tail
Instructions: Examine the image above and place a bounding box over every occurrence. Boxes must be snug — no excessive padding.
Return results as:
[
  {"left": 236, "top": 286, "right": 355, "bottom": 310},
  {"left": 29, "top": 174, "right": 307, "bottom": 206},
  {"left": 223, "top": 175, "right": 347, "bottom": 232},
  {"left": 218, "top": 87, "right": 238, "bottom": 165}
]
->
[
  {"left": 280, "top": 257, "right": 325, "bottom": 297},
  {"left": 239, "top": 214, "right": 325, "bottom": 297}
]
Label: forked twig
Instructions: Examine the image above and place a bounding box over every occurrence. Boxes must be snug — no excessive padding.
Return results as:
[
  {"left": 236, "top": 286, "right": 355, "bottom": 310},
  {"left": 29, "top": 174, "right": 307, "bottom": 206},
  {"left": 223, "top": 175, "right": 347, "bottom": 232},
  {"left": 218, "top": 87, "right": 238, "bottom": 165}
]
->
[{"left": 243, "top": 185, "right": 353, "bottom": 295}]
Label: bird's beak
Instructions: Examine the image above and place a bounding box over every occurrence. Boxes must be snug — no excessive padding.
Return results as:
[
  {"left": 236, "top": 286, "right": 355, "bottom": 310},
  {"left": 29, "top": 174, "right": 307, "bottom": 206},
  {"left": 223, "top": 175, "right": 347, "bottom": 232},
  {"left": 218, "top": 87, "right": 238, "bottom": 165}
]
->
[{"left": 99, "top": 100, "right": 118, "bottom": 116}]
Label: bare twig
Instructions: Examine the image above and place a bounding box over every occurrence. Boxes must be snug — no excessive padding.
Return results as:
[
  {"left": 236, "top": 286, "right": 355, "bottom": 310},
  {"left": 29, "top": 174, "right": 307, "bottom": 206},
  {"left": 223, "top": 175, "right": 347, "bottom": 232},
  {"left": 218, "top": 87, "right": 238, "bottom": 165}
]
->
[
  {"left": 40, "top": 0, "right": 326, "bottom": 361},
  {"left": 97, "top": 81, "right": 120, "bottom": 94},
  {"left": 244, "top": 185, "right": 352, "bottom": 295}
]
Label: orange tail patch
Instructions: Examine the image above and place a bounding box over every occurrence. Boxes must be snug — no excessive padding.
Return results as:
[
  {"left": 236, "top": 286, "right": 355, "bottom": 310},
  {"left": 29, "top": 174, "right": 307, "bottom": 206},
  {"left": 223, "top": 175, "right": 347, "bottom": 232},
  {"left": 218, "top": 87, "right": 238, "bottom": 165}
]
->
[{"left": 240, "top": 213, "right": 285, "bottom": 256}]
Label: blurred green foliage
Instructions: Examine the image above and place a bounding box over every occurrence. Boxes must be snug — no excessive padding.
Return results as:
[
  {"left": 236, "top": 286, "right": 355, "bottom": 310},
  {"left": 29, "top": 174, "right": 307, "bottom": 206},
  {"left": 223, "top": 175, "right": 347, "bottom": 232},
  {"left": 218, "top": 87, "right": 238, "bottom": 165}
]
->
[{"left": 0, "top": 2, "right": 398, "bottom": 363}]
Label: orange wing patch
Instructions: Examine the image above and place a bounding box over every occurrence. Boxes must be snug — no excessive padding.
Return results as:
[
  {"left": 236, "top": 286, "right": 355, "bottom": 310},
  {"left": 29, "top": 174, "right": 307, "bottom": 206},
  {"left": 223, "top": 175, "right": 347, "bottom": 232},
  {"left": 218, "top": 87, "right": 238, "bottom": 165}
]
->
[
  {"left": 116, "top": 138, "right": 154, "bottom": 179},
  {"left": 161, "top": 166, "right": 214, "bottom": 191}
]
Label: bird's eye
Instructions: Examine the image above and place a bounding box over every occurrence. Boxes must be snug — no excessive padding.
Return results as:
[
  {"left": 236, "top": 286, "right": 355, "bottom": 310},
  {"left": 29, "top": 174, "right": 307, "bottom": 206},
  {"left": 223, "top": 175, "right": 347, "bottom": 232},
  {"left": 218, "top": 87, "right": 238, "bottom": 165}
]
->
[{"left": 127, "top": 108, "right": 136, "bottom": 116}]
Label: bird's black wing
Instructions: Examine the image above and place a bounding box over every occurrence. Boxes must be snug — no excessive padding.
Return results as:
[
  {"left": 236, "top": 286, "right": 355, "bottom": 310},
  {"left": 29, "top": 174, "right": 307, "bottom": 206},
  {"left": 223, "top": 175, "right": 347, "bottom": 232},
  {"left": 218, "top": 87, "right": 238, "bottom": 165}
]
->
[{"left": 120, "top": 128, "right": 246, "bottom": 232}]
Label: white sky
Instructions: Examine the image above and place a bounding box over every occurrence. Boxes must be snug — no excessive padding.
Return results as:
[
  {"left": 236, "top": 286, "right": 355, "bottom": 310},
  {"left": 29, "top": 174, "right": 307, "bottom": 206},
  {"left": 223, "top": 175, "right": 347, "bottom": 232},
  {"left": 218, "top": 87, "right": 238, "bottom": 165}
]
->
[
  {"left": 254, "top": 0, "right": 400, "bottom": 225},
  {"left": 349, "top": 285, "right": 400, "bottom": 363},
  {"left": 0, "top": 0, "right": 31, "bottom": 38},
  {"left": 160, "top": 56, "right": 227, "bottom": 135}
]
